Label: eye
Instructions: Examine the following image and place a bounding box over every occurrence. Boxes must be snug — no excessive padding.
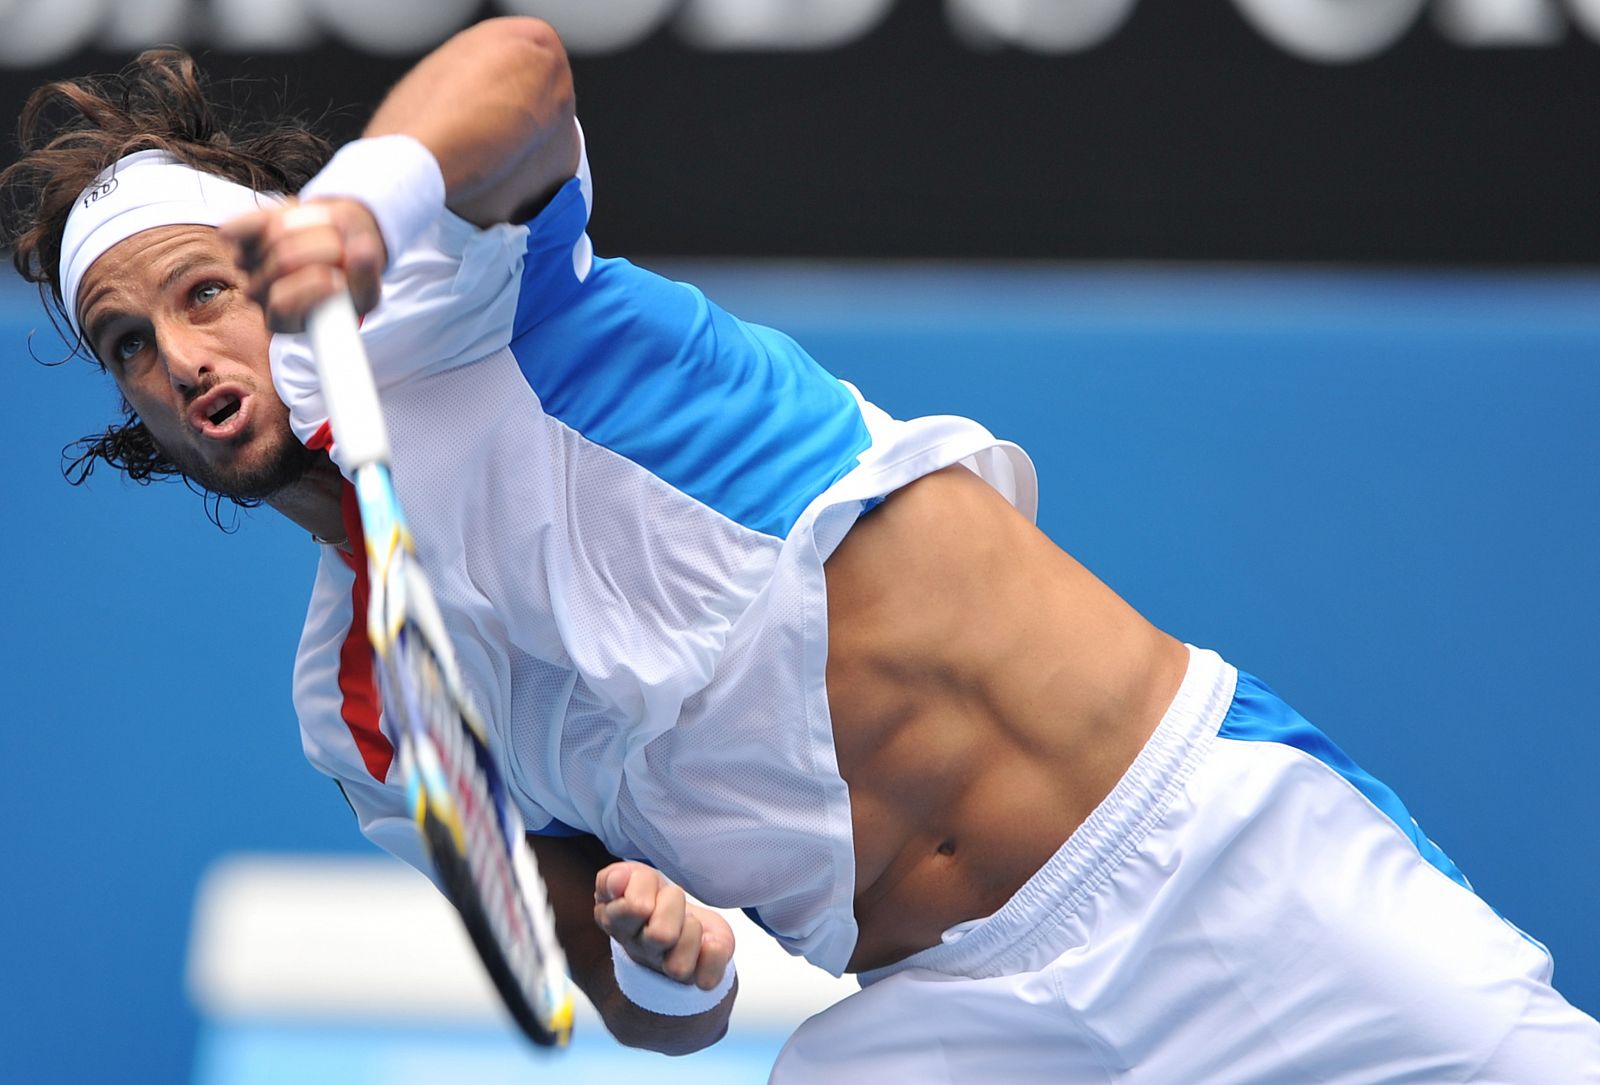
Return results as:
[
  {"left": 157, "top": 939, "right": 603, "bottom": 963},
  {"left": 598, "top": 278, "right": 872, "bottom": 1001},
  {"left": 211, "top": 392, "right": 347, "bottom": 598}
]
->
[
  {"left": 112, "top": 331, "right": 147, "bottom": 364},
  {"left": 192, "top": 281, "right": 225, "bottom": 305}
]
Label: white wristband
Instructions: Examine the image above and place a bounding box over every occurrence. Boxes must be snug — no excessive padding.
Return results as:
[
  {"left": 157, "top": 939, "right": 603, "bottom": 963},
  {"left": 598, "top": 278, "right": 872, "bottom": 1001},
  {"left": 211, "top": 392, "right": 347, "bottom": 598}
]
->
[
  {"left": 299, "top": 134, "right": 446, "bottom": 265},
  {"left": 610, "top": 938, "right": 735, "bottom": 1017}
]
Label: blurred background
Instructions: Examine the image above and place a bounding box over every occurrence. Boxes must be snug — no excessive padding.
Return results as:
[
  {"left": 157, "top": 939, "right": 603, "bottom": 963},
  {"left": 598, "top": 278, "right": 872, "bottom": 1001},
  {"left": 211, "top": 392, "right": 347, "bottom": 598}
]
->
[{"left": 4, "top": 2, "right": 1598, "bottom": 1082}]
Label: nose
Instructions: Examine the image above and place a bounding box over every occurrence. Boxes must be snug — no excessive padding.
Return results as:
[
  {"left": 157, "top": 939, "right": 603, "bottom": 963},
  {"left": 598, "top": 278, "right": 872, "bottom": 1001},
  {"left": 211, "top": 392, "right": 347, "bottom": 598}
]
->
[{"left": 157, "top": 322, "right": 210, "bottom": 396}]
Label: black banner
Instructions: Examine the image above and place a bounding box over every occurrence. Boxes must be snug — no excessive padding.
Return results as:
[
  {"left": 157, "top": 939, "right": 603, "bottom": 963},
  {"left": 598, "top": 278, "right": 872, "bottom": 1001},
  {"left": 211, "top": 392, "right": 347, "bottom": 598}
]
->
[{"left": 3, "top": 0, "right": 1597, "bottom": 263}]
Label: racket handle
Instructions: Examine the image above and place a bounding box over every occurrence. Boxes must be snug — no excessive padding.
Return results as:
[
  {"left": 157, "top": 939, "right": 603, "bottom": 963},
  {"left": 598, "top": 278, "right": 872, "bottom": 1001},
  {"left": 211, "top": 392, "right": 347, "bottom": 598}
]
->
[{"left": 307, "top": 292, "right": 392, "bottom": 469}]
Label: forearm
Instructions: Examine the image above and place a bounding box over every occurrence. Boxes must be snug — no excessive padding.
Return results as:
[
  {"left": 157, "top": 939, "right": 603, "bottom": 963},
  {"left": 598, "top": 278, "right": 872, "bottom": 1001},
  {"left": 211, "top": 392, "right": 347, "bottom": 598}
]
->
[
  {"left": 364, "top": 16, "right": 579, "bottom": 226},
  {"left": 527, "top": 833, "right": 735, "bottom": 1056}
]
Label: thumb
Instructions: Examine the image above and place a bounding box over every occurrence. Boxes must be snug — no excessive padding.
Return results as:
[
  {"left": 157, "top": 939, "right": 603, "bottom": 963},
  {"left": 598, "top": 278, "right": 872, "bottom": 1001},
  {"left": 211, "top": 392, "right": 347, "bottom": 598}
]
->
[{"left": 595, "top": 861, "right": 635, "bottom": 904}]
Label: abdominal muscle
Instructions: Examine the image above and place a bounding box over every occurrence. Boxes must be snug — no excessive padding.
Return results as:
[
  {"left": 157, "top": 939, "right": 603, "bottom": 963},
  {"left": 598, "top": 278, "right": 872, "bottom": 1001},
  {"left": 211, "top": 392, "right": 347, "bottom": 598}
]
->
[{"left": 822, "top": 465, "right": 1190, "bottom": 974}]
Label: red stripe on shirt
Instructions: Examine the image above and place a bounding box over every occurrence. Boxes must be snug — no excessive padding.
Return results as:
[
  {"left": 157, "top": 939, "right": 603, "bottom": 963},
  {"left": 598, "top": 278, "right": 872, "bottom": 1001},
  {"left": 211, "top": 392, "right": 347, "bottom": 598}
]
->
[{"left": 329, "top": 456, "right": 394, "bottom": 782}]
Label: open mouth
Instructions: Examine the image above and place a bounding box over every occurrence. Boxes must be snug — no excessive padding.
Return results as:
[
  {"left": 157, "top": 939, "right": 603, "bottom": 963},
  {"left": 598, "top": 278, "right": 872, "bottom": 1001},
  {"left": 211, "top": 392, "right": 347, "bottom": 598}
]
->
[
  {"left": 208, "top": 396, "right": 241, "bottom": 426},
  {"left": 191, "top": 385, "right": 252, "bottom": 440}
]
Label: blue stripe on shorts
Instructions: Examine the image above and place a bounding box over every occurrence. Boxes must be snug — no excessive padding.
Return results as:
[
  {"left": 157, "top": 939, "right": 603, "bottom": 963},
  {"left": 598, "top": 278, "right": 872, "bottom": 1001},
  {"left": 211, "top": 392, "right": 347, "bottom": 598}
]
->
[{"left": 1219, "top": 671, "right": 1472, "bottom": 893}]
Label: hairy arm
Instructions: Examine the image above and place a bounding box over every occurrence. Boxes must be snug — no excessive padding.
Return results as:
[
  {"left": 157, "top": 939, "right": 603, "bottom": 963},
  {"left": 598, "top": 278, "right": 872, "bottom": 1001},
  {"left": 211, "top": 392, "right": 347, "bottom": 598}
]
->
[{"left": 529, "top": 833, "right": 738, "bottom": 1056}]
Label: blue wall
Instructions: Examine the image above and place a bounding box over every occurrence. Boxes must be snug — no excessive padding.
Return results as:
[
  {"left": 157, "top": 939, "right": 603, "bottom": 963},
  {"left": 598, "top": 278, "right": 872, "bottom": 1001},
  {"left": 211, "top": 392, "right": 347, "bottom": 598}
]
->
[{"left": 5, "top": 265, "right": 1597, "bottom": 1084}]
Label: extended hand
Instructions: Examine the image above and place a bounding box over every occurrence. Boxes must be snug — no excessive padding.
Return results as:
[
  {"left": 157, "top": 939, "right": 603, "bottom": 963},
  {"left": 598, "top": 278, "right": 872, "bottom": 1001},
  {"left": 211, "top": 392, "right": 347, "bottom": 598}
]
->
[
  {"left": 594, "top": 861, "right": 735, "bottom": 992},
  {"left": 220, "top": 197, "right": 386, "bottom": 333}
]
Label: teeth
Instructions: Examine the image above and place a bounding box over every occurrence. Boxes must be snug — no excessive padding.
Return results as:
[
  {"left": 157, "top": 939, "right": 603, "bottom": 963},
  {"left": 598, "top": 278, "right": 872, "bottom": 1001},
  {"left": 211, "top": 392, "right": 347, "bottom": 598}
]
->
[{"left": 209, "top": 396, "right": 241, "bottom": 425}]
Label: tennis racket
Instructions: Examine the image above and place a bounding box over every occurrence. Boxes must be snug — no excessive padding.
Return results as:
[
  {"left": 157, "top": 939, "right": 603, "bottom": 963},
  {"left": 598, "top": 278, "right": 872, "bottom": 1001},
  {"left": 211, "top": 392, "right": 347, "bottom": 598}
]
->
[{"left": 307, "top": 292, "right": 575, "bottom": 1048}]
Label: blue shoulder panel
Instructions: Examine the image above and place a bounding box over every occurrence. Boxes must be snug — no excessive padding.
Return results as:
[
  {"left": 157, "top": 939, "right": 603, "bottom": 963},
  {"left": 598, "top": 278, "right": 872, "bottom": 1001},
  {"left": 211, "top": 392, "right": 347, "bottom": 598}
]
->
[
  {"left": 511, "top": 177, "right": 589, "bottom": 328},
  {"left": 507, "top": 184, "right": 870, "bottom": 538},
  {"left": 1220, "top": 671, "right": 1473, "bottom": 893}
]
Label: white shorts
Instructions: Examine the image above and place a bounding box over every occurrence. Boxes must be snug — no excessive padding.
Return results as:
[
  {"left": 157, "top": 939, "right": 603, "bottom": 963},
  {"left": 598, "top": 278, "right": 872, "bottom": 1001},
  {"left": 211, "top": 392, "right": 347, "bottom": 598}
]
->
[{"left": 771, "top": 647, "right": 1600, "bottom": 1083}]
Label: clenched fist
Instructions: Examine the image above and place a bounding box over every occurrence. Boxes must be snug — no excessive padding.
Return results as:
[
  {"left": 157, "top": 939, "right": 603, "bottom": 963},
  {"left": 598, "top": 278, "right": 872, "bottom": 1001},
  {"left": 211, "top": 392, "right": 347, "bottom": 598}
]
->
[{"left": 594, "top": 861, "right": 735, "bottom": 992}]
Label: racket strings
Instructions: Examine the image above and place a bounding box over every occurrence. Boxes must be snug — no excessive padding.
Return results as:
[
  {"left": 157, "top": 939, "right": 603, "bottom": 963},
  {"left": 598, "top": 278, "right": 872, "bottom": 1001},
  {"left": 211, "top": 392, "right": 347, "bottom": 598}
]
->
[
  {"left": 316, "top": 301, "right": 571, "bottom": 1047},
  {"left": 387, "top": 622, "right": 569, "bottom": 1035}
]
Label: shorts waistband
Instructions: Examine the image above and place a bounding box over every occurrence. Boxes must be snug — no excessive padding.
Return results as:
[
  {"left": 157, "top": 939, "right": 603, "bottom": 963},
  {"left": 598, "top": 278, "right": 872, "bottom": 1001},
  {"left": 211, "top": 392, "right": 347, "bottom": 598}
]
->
[{"left": 859, "top": 643, "right": 1238, "bottom": 984}]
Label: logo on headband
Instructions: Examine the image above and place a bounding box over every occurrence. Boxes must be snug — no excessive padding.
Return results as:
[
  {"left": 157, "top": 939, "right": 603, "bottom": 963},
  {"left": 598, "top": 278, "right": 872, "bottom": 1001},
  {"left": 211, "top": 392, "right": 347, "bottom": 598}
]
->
[{"left": 81, "top": 177, "right": 118, "bottom": 209}]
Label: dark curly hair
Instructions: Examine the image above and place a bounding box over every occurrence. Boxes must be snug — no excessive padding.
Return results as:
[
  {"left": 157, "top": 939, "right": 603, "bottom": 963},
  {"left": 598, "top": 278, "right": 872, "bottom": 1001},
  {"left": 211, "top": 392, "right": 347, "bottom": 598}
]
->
[{"left": 0, "top": 48, "right": 333, "bottom": 522}]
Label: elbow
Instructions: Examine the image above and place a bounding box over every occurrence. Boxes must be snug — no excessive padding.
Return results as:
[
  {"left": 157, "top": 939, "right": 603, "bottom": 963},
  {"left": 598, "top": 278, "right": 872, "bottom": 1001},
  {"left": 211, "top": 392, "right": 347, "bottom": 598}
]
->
[
  {"left": 478, "top": 13, "right": 564, "bottom": 51},
  {"left": 484, "top": 17, "right": 577, "bottom": 170},
  {"left": 466, "top": 17, "right": 575, "bottom": 123},
  {"left": 422, "top": 16, "right": 578, "bottom": 223}
]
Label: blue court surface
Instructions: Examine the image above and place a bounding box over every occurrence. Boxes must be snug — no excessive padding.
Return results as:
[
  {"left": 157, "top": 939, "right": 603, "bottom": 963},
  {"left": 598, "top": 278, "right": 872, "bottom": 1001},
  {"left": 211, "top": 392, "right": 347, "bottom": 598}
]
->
[{"left": 4, "top": 263, "right": 1597, "bottom": 1084}]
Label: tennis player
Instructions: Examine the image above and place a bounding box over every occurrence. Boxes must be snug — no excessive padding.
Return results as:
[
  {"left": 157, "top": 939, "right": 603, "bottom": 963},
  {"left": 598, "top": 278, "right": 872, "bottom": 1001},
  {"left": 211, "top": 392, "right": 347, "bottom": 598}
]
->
[{"left": 5, "top": 18, "right": 1597, "bottom": 1082}]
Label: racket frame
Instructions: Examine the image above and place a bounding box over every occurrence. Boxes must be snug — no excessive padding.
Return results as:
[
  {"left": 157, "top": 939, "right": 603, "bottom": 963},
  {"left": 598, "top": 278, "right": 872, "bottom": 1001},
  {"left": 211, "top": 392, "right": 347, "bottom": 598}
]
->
[{"left": 307, "top": 292, "right": 574, "bottom": 1047}]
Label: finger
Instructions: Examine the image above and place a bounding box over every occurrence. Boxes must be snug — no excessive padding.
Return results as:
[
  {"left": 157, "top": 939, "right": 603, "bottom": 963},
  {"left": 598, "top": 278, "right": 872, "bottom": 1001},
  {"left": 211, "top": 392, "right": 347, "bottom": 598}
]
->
[
  {"left": 278, "top": 203, "right": 336, "bottom": 232},
  {"left": 342, "top": 227, "right": 385, "bottom": 315},
  {"left": 693, "top": 918, "right": 735, "bottom": 991},
  {"left": 297, "top": 201, "right": 384, "bottom": 315},
  {"left": 262, "top": 266, "right": 347, "bottom": 334},
  {"left": 238, "top": 202, "right": 340, "bottom": 290},
  {"left": 219, "top": 208, "right": 276, "bottom": 267},
  {"left": 598, "top": 898, "right": 647, "bottom": 943},
  {"left": 594, "top": 862, "right": 633, "bottom": 905},
  {"left": 659, "top": 909, "right": 702, "bottom": 984},
  {"left": 597, "top": 865, "right": 659, "bottom": 942},
  {"left": 253, "top": 228, "right": 347, "bottom": 305},
  {"left": 618, "top": 862, "right": 661, "bottom": 919},
  {"left": 593, "top": 864, "right": 636, "bottom": 942},
  {"left": 638, "top": 881, "right": 686, "bottom": 955}
]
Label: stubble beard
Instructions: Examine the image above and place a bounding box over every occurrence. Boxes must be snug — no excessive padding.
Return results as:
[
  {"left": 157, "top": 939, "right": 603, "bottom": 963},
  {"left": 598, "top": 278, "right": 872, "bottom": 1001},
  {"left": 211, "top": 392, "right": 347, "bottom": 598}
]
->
[{"left": 171, "top": 412, "right": 320, "bottom": 502}]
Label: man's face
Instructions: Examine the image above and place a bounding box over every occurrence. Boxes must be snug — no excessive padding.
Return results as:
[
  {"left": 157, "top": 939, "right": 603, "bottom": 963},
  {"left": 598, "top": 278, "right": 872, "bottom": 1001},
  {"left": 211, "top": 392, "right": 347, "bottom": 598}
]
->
[{"left": 75, "top": 224, "right": 314, "bottom": 500}]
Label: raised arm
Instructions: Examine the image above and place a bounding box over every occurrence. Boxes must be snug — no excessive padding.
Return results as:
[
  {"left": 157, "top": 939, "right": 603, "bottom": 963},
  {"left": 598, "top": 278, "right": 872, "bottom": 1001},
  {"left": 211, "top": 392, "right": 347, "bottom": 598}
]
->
[
  {"left": 363, "top": 16, "right": 578, "bottom": 227},
  {"left": 529, "top": 833, "right": 738, "bottom": 1055},
  {"left": 223, "top": 16, "right": 579, "bottom": 330}
]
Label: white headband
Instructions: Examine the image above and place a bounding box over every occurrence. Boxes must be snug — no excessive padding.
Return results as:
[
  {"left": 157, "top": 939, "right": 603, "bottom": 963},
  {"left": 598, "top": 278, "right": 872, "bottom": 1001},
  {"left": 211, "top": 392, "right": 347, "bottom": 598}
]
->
[{"left": 59, "top": 149, "right": 284, "bottom": 338}]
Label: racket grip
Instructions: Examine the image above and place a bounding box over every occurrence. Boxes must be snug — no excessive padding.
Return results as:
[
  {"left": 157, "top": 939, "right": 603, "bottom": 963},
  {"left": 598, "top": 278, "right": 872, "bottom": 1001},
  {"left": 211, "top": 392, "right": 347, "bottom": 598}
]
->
[{"left": 307, "top": 292, "right": 392, "bottom": 469}]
